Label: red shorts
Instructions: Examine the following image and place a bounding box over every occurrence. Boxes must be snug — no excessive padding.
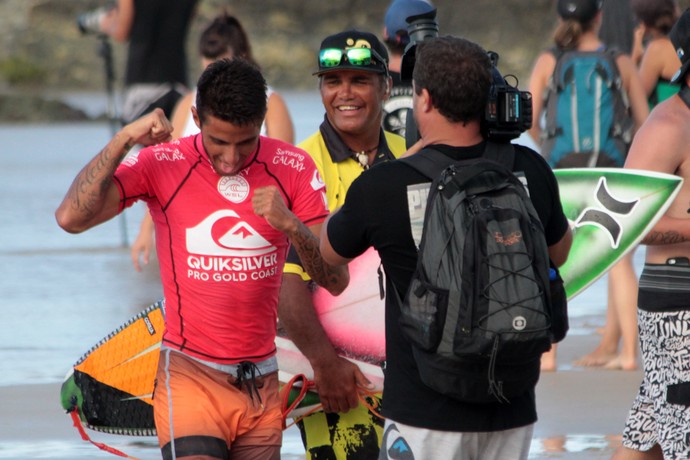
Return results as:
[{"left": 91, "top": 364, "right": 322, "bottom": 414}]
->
[{"left": 154, "top": 349, "right": 282, "bottom": 459}]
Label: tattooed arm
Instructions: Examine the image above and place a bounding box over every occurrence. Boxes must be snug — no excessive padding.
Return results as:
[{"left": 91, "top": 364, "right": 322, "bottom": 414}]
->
[
  {"left": 252, "top": 186, "right": 349, "bottom": 295},
  {"left": 55, "top": 109, "right": 173, "bottom": 233},
  {"left": 642, "top": 216, "right": 690, "bottom": 245}
]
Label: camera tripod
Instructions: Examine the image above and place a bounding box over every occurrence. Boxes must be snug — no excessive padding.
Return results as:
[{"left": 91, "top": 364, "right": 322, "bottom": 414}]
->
[{"left": 96, "top": 34, "right": 129, "bottom": 247}]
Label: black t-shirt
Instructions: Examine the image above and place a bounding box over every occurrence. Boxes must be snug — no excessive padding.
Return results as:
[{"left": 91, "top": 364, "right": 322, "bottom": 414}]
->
[
  {"left": 126, "top": 0, "right": 198, "bottom": 85},
  {"left": 326, "top": 142, "right": 570, "bottom": 431}
]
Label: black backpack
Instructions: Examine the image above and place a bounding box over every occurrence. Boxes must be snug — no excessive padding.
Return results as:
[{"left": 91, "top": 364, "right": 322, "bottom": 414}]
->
[{"left": 396, "top": 142, "right": 563, "bottom": 403}]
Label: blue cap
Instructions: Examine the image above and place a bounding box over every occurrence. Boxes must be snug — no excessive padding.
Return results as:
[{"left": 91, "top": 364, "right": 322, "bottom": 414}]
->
[{"left": 384, "top": 0, "right": 435, "bottom": 45}]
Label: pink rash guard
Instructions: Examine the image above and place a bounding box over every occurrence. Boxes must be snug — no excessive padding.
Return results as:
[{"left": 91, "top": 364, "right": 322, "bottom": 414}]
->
[{"left": 114, "top": 134, "right": 328, "bottom": 364}]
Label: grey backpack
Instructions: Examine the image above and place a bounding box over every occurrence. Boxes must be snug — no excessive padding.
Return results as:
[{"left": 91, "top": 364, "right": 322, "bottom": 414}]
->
[{"left": 397, "top": 143, "right": 554, "bottom": 403}]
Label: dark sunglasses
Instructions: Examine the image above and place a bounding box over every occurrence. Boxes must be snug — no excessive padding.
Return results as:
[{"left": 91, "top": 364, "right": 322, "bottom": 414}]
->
[{"left": 319, "top": 47, "right": 385, "bottom": 68}]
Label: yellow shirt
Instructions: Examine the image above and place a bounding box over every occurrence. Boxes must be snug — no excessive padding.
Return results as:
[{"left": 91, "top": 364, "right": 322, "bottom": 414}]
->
[{"left": 284, "top": 123, "right": 406, "bottom": 279}]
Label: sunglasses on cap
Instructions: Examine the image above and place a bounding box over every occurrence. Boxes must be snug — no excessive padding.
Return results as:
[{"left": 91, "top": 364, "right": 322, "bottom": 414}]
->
[{"left": 319, "top": 47, "right": 386, "bottom": 68}]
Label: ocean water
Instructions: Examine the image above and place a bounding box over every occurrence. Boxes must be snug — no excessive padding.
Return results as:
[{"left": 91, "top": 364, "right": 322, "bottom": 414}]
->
[
  {"left": 0, "top": 91, "right": 324, "bottom": 459},
  {"left": 0, "top": 90, "right": 643, "bottom": 459}
]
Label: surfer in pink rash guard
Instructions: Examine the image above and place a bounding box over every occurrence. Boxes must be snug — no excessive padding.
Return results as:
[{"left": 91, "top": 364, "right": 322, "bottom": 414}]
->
[
  {"left": 55, "top": 58, "right": 348, "bottom": 460},
  {"left": 615, "top": 9, "right": 690, "bottom": 460}
]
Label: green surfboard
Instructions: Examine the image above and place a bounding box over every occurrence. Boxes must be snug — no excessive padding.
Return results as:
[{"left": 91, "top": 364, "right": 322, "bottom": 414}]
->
[{"left": 554, "top": 167, "right": 682, "bottom": 299}]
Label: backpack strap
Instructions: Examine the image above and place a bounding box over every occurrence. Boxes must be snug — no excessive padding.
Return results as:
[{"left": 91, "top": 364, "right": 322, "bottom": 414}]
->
[
  {"left": 483, "top": 141, "right": 515, "bottom": 170},
  {"left": 400, "top": 141, "right": 515, "bottom": 179},
  {"left": 440, "top": 143, "right": 518, "bottom": 199},
  {"left": 399, "top": 147, "right": 456, "bottom": 180}
]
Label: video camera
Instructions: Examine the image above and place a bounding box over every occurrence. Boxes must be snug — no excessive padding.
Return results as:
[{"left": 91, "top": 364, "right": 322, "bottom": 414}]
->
[
  {"left": 400, "top": 8, "right": 532, "bottom": 144},
  {"left": 76, "top": 2, "right": 115, "bottom": 36}
]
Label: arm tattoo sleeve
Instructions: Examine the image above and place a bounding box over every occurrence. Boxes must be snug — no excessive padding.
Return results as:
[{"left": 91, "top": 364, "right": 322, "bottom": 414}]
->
[{"left": 288, "top": 223, "right": 344, "bottom": 290}]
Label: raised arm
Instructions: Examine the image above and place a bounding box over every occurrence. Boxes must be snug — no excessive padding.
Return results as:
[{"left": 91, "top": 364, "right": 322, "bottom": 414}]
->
[
  {"left": 251, "top": 186, "right": 349, "bottom": 295},
  {"left": 55, "top": 109, "right": 173, "bottom": 234}
]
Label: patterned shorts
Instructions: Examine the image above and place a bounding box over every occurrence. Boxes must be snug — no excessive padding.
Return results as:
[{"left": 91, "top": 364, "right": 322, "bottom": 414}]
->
[{"left": 622, "top": 308, "right": 690, "bottom": 459}]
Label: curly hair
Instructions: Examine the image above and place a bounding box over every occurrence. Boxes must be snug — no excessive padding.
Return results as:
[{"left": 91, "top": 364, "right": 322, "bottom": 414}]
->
[
  {"left": 412, "top": 36, "right": 492, "bottom": 124},
  {"left": 195, "top": 58, "right": 267, "bottom": 127}
]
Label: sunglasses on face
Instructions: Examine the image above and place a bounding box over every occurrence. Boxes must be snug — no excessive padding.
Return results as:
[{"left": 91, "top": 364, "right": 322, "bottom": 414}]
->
[{"left": 319, "top": 47, "right": 385, "bottom": 68}]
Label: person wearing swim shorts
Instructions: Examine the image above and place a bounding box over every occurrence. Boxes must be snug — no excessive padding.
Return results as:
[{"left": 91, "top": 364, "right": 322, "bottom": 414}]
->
[
  {"left": 55, "top": 58, "right": 348, "bottom": 460},
  {"left": 278, "top": 29, "right": 406, "bottom": 459},
  {"left": 129, "top": 12, "right": 295, "bottom": 272},
  {"left": 614, "top": 9, "right": 690, "bottom": 460}
]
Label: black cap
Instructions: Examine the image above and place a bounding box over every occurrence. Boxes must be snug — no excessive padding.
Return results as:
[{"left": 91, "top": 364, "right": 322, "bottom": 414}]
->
[
  {"left": 557, "top": 0, "right": 603, "bottom": 23},
  {"left": 314, "top": 30, "right": 389, "bottom": 76},
  {"left": 670, "top": 8, "right": 690, "bottom": 84}
]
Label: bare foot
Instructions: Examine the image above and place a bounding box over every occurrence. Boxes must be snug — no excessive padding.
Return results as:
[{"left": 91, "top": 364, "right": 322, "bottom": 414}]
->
[
  {"left": 573, "top": 350, "right": 618, "bottom": 367},
  {"left": 603, "top": 355, "right": 638, "bottom": 371}
]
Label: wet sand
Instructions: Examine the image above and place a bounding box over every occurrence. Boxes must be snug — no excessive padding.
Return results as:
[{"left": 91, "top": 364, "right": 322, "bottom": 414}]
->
[{"left": 0, "top": 329, "right": 642, "bottom": 459}]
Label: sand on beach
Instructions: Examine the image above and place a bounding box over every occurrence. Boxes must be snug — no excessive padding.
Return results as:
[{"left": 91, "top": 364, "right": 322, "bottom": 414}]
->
[{"left": 0, "top": 330, "right": 643, "bottom": 460}]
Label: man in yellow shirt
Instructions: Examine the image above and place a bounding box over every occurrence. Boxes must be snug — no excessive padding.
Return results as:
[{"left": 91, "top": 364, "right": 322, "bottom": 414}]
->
[{"left": 279, "top": 29, "right": 406, "bottom": 459}]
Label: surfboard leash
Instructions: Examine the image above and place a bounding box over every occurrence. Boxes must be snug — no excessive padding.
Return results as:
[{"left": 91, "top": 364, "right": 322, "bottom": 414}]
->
[
  {"left": 356, "top": 387, "right": 385, "bottom": 421},
  {"left": 279, "top": 374, "right": 385, "bottom": 430},
  {"left": 280, "top": 373, "right": 319, "bottom": 429},
  {"left": 66, "top": 400, "right": 141, "bottom": 460}
]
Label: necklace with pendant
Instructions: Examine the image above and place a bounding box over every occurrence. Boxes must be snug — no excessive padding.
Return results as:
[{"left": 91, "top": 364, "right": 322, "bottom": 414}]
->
[{"left": 351, "top": 146, "right": 378, "bottom": 170}]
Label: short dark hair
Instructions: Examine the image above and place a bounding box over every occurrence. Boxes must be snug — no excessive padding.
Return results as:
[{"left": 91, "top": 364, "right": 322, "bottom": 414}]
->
[
  {"left": 412, "top": 36, "right": 491, "bottom": 123},
  {"left": 196, "top": 58, "right": 267, "bottom": 127}
]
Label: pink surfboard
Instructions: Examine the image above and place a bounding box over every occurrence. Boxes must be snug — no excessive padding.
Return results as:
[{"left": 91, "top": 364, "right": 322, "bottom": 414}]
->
[{"left": 311, "top": 247, "right": 386, "bottom": 362}]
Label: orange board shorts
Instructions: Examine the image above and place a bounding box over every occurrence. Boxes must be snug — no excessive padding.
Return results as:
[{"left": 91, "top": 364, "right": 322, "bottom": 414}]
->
[{"left": 154, "top": 348, "right": 282, "bottom": 459}]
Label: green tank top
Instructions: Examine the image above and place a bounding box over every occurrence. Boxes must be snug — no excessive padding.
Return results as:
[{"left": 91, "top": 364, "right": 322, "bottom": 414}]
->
[{"left": 649, "top": 79, "right": 680, "bottom": 109}]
